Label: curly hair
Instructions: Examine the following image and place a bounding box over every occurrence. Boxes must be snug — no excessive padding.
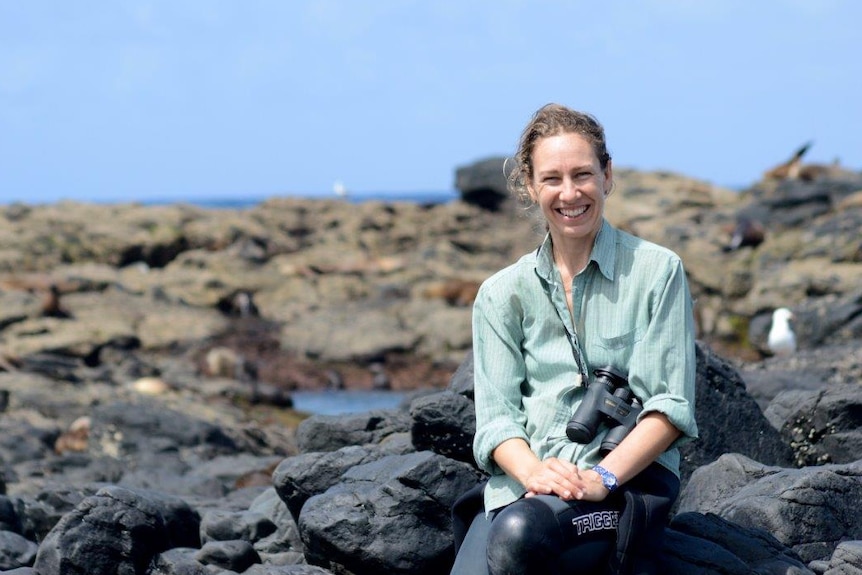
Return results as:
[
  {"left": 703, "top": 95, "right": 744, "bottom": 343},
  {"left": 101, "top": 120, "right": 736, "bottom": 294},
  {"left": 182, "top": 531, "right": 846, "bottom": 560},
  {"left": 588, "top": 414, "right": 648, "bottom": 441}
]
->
[{"left": 506, "top": 104, "right": 612, "bottom": 204}]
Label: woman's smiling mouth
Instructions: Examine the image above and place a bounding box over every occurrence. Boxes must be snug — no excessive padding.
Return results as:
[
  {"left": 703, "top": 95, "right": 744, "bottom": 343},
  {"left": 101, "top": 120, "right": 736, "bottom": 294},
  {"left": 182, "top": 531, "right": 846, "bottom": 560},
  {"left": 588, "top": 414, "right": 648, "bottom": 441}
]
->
[{"left": 557, "top": 205, "right": 588, "bottom": 218}]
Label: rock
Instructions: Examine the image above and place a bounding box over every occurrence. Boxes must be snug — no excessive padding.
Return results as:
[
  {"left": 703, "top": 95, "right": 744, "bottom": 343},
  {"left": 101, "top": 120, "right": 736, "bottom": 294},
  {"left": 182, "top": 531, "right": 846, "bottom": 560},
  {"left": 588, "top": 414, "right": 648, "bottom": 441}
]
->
[
  {"left": 677, "top": 453, "right": 862, "bottom": 564},
  {"left": 454, "top": 156, "right": 510, "bottom": 210},
  {"left": 663, "top": 512, "right": 813, "bottom": 574},
  {"left": 0, "top": 530, "right": 38, "bottom": 571},
  {"left": 200, "top": 509, "right": 277, "bottom": 544},
  {"left": 679, "top": 341, "right": 795, "bottom": 486},
  {"left": 247, "top": 488, "right": 304, "bottom": 558},
  {"left": 243, "top": 565, "right": 334, "bottom": 575},
  {"left": 195, "top": 539, "right": 261, "bottom": 572},
  {"left": 0, "top": 497, "right": 21, "bottom": 533},
  {"left": 148, "top": 547, "right": 213, "bottom": 575},
  {"left": 272, "top": 446, "right": 386, "bottom": 522},
  {"left": 448, "top": 349, "right": 475, "bottom": 398},
  {"left": 88, "top": 400, "right": 238, "bottom": 458},
  {"left": 764, "top": 382, "right": 862, "bottom": 466},
  {"left": 294, "top": 408, "right": 412, "bottom": 453},
  {"left": 409, "top": 389, "right": 476, "bottom": 464},
  {"left": 33, "top": 485, "right": 200, "bottom": 575},
  {"left": 821, "top": 540, "right": 862, "bottom": 574},
  {"left": 297, "top": 451, "right": 484, "bottom": 575}
]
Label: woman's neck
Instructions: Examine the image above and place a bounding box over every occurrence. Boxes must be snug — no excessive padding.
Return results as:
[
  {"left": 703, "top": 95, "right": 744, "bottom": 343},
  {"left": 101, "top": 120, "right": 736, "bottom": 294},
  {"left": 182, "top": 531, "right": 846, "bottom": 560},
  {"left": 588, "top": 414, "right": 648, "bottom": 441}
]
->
[{"left": 551, "top": 234, "right": 596, "bottom": 280}]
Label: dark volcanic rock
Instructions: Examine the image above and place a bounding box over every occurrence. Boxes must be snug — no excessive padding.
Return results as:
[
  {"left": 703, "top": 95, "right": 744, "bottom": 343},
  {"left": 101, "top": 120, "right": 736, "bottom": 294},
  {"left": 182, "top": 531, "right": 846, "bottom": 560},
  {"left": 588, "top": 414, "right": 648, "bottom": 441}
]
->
[
  {"left": 454, "top": 156, "right": 510, "bottom": 211},
  {"left": 34, "top": 485, "right": 200, "bottom": 575},
  {"left": 294, "top": 408, "right": 412, "bottom": 453},
  {"left": 409, "top": 389, "right": 476, "bottom": 464},
  {"left": 272, "top": 446, "right": 386, "bottom": 522},
  {"left": 679, "top": 342, "right": 796, "bottom": 486},
  {"left": 297, "top": 451, "right": 483, "bottom": 575},
  {"left": 663, "top": 512, "right": 812, "bottom": 574},
  {"left": 764, "top": 382, "right": 862, "bottom": 466},
  {"left": 678, "top": 453, "right": 862, "bottom": 564}
]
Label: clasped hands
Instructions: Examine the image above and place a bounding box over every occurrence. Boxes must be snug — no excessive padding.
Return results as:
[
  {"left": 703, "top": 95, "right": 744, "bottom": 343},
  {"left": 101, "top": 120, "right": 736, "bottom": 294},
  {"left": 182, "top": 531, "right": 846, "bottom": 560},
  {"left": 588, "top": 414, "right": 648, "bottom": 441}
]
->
[{"left": 522, "top": 457, "right": 609, "bottom": 502}]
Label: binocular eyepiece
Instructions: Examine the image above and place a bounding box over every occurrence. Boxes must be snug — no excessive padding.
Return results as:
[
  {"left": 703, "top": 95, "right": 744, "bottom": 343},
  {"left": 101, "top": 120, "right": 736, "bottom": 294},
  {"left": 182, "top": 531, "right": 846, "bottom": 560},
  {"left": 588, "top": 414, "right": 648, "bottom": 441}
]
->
[{"left": 565, "top": 366, "right": 642, "bottom": 453}]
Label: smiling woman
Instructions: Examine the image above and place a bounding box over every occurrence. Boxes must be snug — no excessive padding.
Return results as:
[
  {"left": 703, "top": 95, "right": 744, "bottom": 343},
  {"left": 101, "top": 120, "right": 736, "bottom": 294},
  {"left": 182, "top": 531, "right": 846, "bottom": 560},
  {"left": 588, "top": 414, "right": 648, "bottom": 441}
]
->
[{"left": 450, "top": 104, "right": 698, "bottom": 575}]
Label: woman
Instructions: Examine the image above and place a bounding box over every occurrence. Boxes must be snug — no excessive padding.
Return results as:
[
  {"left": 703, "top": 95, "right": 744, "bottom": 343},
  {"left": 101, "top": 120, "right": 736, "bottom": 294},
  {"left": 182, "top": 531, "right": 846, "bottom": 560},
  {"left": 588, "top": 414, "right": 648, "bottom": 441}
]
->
[{"left": 450, "top": 104, "right": 698, "bottom": 575}]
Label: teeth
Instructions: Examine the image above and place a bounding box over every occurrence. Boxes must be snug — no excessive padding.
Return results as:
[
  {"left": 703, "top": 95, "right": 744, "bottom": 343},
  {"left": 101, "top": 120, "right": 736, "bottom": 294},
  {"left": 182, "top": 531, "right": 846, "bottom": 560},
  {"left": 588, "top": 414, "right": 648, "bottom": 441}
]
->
[{"left": 559, "top": 206, "right": 587, "bottom": 217}]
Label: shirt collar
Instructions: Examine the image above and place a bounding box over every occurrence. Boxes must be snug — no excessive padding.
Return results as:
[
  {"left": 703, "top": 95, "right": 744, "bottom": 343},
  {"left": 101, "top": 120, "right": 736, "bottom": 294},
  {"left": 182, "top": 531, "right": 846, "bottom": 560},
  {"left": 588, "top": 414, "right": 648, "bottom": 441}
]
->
[{"left": 535, "top": 219, "right": 616, "bottom": 283}]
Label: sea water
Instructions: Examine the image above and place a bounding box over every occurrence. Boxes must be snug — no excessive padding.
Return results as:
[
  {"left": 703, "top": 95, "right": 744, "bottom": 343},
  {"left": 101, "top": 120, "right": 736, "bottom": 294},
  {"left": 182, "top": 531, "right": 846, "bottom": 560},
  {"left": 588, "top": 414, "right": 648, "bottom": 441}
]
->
[
  {"left": 291, "top": 389, "right": 411, "bottom": 415},
  {"left": 142, "top": 189, "right": 458, "bottom": 209}
]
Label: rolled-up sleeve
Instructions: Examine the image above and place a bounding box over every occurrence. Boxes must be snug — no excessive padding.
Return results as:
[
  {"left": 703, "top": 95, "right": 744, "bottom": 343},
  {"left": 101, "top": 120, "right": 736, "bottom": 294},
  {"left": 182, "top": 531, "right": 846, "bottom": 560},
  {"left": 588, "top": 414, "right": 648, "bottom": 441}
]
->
[
  {"left": 471, "top": 280, "right": 530, "bottom": 475},
  {"left": 629, "top": 257, "right": 698, "bottom": 447}
]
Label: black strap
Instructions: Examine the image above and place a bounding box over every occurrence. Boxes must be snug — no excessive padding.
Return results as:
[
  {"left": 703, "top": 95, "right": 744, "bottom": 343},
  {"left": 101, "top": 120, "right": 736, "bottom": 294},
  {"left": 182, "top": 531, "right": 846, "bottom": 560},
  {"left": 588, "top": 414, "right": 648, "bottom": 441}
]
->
[{"left": 608, "top": 463, "right": 680, "bottom": 575}]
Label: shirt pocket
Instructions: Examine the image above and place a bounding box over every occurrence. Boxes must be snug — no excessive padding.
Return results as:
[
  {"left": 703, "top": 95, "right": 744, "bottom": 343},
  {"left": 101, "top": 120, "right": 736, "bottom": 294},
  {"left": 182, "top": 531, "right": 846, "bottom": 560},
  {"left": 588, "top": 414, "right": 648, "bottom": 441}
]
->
[{"left": 594, "top": 326, "right": 645, "bottom": 351}]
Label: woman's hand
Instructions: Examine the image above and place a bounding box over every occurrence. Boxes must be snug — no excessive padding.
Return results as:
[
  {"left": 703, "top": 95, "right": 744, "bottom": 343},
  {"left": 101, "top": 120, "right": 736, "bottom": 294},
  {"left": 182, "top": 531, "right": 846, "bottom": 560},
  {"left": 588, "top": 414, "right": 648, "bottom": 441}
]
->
[
  {"left": 525, "top": 462, "right": 611, "bottom": 502},
  {"left": 492, "top": 438, "right": 612, "bottom": 502},
  {"left": 522, "top": 457, "right": 584, "bottom": 500}
]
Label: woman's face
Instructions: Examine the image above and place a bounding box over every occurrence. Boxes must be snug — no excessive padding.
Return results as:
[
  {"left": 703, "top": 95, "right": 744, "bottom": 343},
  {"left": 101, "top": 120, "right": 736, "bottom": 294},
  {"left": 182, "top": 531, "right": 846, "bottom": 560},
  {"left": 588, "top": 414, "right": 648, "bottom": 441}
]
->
[{"left": 528, "top": 132, "right": 612, "bottom": 249}]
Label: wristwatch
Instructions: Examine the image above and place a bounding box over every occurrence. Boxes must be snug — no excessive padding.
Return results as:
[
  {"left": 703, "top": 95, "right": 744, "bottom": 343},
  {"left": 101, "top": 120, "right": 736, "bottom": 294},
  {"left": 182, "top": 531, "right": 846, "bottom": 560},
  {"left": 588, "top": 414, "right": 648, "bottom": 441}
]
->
[{"left": 592, "top": 465, "right": 619, "bottom": 493}]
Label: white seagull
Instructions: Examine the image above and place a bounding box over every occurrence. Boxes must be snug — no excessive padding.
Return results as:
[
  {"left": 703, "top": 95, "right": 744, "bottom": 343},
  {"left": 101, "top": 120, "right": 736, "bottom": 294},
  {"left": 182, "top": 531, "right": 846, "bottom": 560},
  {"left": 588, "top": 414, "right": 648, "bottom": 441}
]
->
[{"left": 767, "top": 307, "right": 797, "bottom": 357}]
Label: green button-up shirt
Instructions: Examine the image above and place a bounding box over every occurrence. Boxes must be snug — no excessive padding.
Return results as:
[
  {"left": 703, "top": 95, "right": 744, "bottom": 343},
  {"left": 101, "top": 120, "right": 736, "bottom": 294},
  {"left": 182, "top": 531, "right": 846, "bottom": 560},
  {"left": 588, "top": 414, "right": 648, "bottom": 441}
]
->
[{"left": 472, "top": 219, "right": 698, "bottom": 512}]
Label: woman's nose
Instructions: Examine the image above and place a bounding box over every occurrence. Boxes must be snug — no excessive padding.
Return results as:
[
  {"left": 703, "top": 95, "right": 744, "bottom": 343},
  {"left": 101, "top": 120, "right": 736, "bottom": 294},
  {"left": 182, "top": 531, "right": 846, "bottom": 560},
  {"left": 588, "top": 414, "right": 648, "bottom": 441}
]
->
[{"left": 560, "top": 177, "right": 580, "bottom": 199}]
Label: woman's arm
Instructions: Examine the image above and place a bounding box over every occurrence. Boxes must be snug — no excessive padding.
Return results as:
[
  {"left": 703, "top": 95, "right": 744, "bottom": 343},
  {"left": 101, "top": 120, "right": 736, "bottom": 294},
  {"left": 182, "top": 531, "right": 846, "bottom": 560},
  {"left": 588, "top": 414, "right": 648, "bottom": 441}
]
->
[
  {"left": 575, "top": 412, "right": 681, "bottom": 501},
  {"left": 493, "top": 413, "right": 680, "bottom": 502}
]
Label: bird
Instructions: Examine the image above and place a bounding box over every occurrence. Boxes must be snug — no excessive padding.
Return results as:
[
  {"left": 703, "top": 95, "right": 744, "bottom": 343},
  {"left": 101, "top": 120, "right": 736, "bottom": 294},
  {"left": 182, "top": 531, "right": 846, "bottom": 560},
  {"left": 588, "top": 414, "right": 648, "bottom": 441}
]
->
[
  {"left": 767, "top": 308, "right": 797, "bottom": 357},
  {"left": 722, "top": 218, "right": 765, "bottom": 252},
  {"left": 763, "top": 141, "right": 813, "bottom": 181}
]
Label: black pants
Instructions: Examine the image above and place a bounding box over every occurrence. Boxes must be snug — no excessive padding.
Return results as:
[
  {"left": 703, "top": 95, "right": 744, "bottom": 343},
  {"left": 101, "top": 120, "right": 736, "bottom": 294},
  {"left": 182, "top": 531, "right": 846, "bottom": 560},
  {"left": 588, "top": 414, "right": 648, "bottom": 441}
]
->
[
  {"left": 450, "top": 463, "right": 679, "bottom": 575},
  {"left": 451, "top": 494, "right": 619, "bottom": 575}
]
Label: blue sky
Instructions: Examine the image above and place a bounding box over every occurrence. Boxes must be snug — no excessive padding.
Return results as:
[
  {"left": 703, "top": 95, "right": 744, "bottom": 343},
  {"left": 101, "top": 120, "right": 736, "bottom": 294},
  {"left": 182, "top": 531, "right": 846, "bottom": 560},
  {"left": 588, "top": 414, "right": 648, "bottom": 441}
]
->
[{"left": 1, "top": 1, "right": 859, "bottom": 203}]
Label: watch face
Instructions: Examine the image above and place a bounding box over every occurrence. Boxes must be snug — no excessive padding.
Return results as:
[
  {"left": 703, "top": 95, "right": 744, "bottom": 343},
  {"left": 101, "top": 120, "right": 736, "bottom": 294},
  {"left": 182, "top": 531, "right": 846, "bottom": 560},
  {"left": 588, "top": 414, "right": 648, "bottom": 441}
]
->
[{"left": 595, "top": 466, "right": 617, "bottom": 491}]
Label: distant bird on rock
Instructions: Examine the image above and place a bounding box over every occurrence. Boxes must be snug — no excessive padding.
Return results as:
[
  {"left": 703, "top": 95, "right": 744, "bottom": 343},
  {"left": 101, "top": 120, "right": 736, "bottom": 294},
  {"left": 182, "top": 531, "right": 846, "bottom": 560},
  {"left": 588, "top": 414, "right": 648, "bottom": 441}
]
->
[
  {"left": 767, "top": 307, "right": 797, "bottom": 357},
  {"left": 722, "top": 218, "right": 765, "bottom": 252},
  {"left": 42, "top": 283, "right": 72, "bottom": 319},
  {"left": 763, "top": 141, "right": 813, "bottom": 181}
]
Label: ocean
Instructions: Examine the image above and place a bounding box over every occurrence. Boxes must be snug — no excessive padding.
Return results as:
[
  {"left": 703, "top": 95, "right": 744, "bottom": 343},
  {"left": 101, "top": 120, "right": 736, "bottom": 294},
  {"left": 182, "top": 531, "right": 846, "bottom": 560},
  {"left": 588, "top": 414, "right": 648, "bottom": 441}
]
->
[
  {"left": 291, "top": 389, "right": 412, "bottom": 416},
  {"left": 140, "top": 189, "right": 459, "bottom": 209}
]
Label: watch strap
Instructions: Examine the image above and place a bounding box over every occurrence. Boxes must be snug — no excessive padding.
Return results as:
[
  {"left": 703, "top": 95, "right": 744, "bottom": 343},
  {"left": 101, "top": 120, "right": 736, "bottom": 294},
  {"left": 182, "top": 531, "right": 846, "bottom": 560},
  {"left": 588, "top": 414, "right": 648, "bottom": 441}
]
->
[{"left": 592, "top": 465, "right": 619, "bottom": 492}]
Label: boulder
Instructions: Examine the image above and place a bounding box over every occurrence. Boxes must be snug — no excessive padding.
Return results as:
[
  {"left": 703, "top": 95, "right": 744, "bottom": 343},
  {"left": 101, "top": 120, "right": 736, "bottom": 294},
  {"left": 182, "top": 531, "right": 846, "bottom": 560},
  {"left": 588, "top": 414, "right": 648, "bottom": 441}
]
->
[
  {"left": 409, "top": 389, "right": 476, "bottom": 464},
  {"left": 272, "top": 446, "right": 387, "bottom": 522},
  {"left": 663, "top": 512, "right": 813, "bottom": 574},
  {"left": 0, "top": 530, "right": 38, "bottom": 571},
  {"left": 297, "top": 451, "right": 484, "bottom": 575},
  {"left": 764, "top": 382, "right": 862, "bottom": 466},
  {"left": 454, "top": 156, "right": 510, "bottom": 210},
  {"left": 33, "top": 485, "right": 200, "bottom": 575},
  {"left": 294, "top": 409, "right": 412, "bottom": 453},
  {"left": 677, "top": 453, "right": 862, "bottom": 564},
  {"left": 680, "top": 342, "right": 795, "bottom": 485}
]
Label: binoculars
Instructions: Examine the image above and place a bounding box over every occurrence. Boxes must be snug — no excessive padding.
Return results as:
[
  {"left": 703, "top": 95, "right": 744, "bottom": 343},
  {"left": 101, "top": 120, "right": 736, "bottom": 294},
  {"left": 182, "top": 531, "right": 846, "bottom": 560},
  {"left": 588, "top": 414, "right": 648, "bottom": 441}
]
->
[{"left": 565, "top": 366, "right": 642, "bottom": 453}]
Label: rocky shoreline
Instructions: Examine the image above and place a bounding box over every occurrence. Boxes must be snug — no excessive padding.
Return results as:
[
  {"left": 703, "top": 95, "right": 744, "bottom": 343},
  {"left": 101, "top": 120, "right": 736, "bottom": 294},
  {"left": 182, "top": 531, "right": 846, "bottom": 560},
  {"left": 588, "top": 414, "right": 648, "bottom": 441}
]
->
[{"left": 1, "top": 161, "right": 861, "bottom": 573}]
